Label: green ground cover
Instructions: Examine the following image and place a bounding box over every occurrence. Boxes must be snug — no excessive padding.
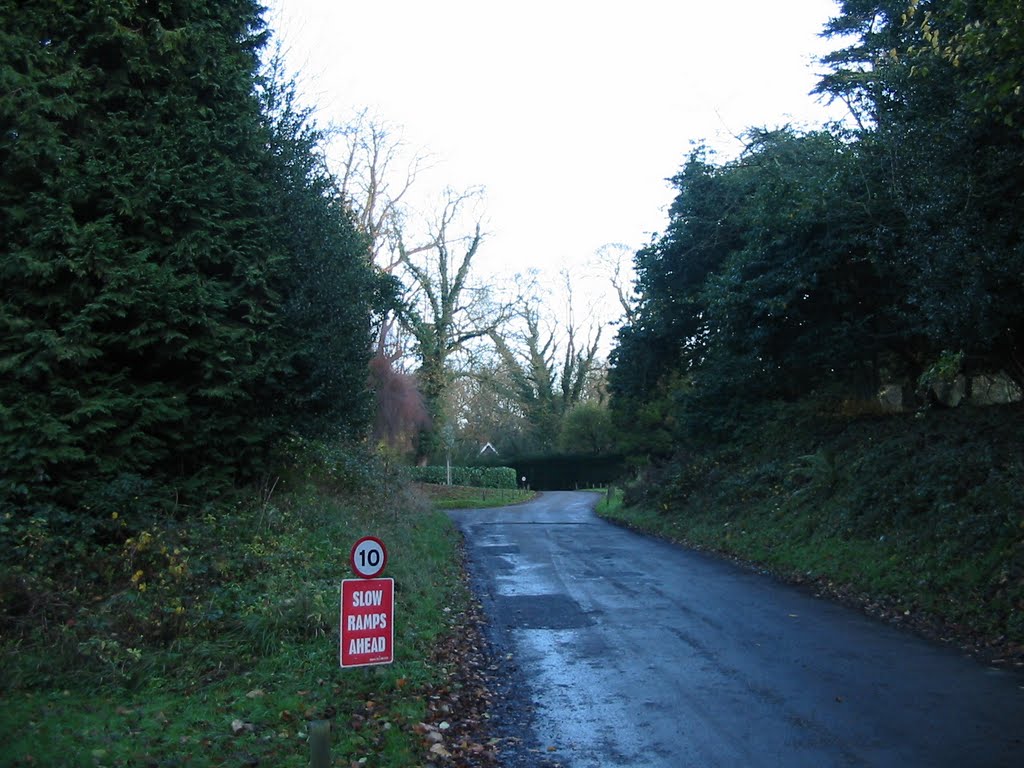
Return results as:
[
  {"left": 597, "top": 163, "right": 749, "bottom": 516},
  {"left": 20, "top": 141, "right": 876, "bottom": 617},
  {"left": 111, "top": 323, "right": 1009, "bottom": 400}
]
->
[
  {"left": 0, "top": 461, "right": 480, "bottom": 766},
  {"left": 413, "top": 484, "right": 534, "bottom": 510},
  {"left": 599, "top": 402, "right": 1024, "bottom": 661}
]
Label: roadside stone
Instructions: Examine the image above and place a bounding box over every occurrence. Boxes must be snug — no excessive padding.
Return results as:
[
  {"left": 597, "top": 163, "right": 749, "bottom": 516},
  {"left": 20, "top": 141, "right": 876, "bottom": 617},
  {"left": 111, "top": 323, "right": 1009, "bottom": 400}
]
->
[{"left": 970, "top": 372, "right": 1023, "bottom": 406}]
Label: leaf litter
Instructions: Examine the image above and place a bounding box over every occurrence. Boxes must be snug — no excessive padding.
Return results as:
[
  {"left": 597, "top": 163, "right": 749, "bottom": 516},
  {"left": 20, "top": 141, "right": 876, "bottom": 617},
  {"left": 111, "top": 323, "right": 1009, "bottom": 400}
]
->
[{"left": 415, "top": 576, "right": 502, "bottom": 766}]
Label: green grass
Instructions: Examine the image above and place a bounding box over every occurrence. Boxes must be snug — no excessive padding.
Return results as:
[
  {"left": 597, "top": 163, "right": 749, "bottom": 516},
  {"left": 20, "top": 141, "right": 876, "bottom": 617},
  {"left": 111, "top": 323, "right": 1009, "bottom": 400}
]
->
[
  {"left": 599, "top": 402, "right": 1024, "bottom": 655},
  {"left": 414, "top": 482, "right": 535, "bottom": 510},
  {"left": 0, "top": 464, "right": 474, "bottom": 766}
]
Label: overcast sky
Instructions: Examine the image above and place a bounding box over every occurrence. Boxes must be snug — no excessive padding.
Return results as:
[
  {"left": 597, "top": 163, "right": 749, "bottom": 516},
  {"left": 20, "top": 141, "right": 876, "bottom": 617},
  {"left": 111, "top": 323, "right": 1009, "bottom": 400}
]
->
[{"left": 264, "top": 0, "right": 848, "bottom": 325}]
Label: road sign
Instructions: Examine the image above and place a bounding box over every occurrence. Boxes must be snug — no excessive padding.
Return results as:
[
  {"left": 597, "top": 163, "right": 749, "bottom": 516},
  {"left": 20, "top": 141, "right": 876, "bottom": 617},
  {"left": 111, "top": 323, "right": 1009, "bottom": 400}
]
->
[
  {"left": 340, "top": 577, "right": 394, "bottom": 667},
  {"left": 350, "top": 536, "right": 387, "bottom": 579}
]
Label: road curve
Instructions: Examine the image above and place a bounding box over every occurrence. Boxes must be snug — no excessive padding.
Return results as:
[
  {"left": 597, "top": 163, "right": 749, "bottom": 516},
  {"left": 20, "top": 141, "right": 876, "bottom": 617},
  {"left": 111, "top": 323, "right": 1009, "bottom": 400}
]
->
[{"left": 448, "top": 491, "right": 1024, "bottom": 768}]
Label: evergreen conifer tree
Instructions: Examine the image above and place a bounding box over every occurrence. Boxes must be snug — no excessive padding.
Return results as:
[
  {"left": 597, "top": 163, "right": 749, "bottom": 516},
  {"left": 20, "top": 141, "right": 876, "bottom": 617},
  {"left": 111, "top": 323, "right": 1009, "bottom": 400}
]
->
[{"left": 1, "top": 1, "right": 379, "bottom": 516}]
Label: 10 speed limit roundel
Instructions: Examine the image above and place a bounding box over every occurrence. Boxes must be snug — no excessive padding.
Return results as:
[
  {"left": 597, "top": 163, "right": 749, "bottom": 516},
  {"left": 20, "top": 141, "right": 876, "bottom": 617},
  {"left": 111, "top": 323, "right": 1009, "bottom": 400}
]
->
[{"left": 350, "top": 536, "right": 387, "bottom": 578}]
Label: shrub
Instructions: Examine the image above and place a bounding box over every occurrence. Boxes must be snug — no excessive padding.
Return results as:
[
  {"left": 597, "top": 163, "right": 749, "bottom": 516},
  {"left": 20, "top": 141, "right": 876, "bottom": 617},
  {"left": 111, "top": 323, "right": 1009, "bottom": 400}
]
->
[{"left": 407, "top": 466, "right": 518, "bottom": 489}]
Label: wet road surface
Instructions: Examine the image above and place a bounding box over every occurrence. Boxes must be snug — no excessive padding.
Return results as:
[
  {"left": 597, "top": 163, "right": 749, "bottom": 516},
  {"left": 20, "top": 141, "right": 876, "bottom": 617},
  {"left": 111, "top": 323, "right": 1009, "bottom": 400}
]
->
[{"left": 448, "top": 491, "right": 1024, "bottom": 767}]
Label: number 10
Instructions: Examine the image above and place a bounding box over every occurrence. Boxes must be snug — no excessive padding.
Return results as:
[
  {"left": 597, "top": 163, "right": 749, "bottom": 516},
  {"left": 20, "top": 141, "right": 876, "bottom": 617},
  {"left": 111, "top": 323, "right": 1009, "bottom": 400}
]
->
[{"left": 359, "top": 548, "right": 381, "bottom": 567}]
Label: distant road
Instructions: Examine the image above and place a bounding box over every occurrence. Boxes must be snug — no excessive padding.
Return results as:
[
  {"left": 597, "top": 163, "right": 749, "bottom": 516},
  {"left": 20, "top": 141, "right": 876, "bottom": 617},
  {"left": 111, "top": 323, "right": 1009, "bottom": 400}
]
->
[{"left": 449, "top": 491, "right": 1024, "bottom": 768}]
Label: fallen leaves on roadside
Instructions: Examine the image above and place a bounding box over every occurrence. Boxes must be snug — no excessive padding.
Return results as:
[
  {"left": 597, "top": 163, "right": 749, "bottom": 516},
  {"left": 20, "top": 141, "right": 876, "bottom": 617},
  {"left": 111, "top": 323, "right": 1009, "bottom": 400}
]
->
[
  {"left": 801, "top": 575, "right": 1024, "bottom": 667},
  {"left": 412, "top": 558, "right": 503, "bottom": 767},
  {"left": 429, "top": 742, "right": 452, "bottom": 758},
  {"left": 667, "top": 539, "right": 1024, "bottom": 668}
]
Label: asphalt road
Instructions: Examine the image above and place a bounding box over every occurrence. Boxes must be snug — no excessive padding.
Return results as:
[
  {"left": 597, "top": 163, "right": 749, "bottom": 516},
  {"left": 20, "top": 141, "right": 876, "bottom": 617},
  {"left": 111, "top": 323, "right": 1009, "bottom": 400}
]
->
[{"left": 448, "top": 491, "right": 1024, "bottom": 768}]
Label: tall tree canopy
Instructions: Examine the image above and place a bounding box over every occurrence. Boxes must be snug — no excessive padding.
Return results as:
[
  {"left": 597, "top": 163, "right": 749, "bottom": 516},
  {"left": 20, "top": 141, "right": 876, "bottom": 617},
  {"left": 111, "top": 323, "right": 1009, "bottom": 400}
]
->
[
  {"left": 815, "top": 0, "right": 1024, "bottom": 381},
  {"left": 1, "top": 1, "right": 379, "bottom": 513},
  {"left": 611, "top": 0, "right": 1024, "bottom": 453}
]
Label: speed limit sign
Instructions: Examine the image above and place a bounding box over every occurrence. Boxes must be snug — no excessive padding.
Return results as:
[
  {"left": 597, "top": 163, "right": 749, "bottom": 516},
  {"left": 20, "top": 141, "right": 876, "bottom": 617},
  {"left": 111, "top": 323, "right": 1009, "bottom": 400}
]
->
[{"left": 350, "top": 536, "right": 387, "bottom": 579}]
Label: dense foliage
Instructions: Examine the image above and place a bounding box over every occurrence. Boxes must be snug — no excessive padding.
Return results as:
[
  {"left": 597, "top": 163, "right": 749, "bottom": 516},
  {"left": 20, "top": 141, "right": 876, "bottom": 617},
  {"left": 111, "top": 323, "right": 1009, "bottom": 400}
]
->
[
  {"left": 1, "top": 2, "right": 380, "bottom": 521},
  {"left": 407, "top": 465, "right": 518, "bottom": 489},
  {"left": 0, "top": 444, "right": 477, "bottom": 766},
  {"left": 610, "top": 0, "right": 1024, "bottom": 455},
  {"left": 603, "top": 0, "right": 1024, "bottom": 650}
]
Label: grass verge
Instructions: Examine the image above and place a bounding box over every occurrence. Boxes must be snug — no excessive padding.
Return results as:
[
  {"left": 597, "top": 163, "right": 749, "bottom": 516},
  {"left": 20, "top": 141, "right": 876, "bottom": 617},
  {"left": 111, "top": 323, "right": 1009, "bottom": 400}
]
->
[
  {"left": 0, "top": 457, "right": 480, "bottom": 766},
  {"left": 413, "top": 484, "right": 534, "bottom": 510},
  {"left": 599, "top": 402, "right": 1024, "bottom": 664}
]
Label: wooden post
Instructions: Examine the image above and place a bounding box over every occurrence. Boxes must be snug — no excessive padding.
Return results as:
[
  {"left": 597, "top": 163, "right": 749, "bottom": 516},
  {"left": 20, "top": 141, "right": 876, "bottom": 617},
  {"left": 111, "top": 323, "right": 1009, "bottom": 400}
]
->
[{"left": 309, "top": 720, "right": 331, "bottom": 768}]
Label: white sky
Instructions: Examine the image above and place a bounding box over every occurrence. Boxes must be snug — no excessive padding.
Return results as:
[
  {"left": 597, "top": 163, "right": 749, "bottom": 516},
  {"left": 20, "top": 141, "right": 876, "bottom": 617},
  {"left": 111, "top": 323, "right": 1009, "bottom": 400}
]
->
[{"left": 264, "top": 0, "right": 848, "bottom": 332}]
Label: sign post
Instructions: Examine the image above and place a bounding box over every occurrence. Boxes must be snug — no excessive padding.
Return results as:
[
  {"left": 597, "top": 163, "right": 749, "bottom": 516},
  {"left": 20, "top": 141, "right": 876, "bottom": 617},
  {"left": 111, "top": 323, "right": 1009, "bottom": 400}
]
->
[{"left": 340, "top": 536, "right": 394, "bottom": 668}]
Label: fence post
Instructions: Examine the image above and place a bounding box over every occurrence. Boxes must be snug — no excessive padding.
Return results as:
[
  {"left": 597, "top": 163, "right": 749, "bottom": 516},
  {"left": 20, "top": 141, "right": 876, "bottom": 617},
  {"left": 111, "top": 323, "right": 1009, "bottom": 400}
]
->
[{"left": 309, "top": 720, "right": 331, "bottom": 768}]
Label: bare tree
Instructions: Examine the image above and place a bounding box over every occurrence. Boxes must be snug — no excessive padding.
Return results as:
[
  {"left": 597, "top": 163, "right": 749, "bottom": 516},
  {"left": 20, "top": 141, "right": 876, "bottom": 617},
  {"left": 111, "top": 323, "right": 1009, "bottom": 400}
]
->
[
  {"left": 484, "top": 277, "right": 602, "bottom": 452},
  {"left": 558, "top": 271, "right": 603, "bottom": 405},
  {"left": 396, "top": 187, "right": 513, "bottom": 459},
  {"left": 330, "top": 111, "right": 438, "bottom": 366},
  {"left": 333, "top": 110, "right": 431, "bottom": 271},
  {"left": 590, "top": 242, "right": 638, "bottom": 325},
  {"left": 445, "top": 365, "right": 529, "bottom": 451}
]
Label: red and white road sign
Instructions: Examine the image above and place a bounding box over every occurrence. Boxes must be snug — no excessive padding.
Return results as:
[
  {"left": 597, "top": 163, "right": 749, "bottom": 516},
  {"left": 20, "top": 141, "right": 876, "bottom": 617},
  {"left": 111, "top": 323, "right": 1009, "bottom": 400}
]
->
[
  {"left": 350, "top": 536, "right": 388, "bottom": 579},
  {"left": 340, "top": 577, "right": 394, "bottom": 667}
]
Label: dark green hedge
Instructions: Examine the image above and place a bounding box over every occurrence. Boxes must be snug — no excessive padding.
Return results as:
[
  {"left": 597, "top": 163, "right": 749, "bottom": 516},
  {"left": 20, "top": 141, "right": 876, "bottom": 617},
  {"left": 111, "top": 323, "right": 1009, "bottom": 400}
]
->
[
  {"left": 408, "top": 466, "right": 518, "bottom": 489},
  {"left": 512, "top": 454, "right": 627, "bottom": 491}
]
